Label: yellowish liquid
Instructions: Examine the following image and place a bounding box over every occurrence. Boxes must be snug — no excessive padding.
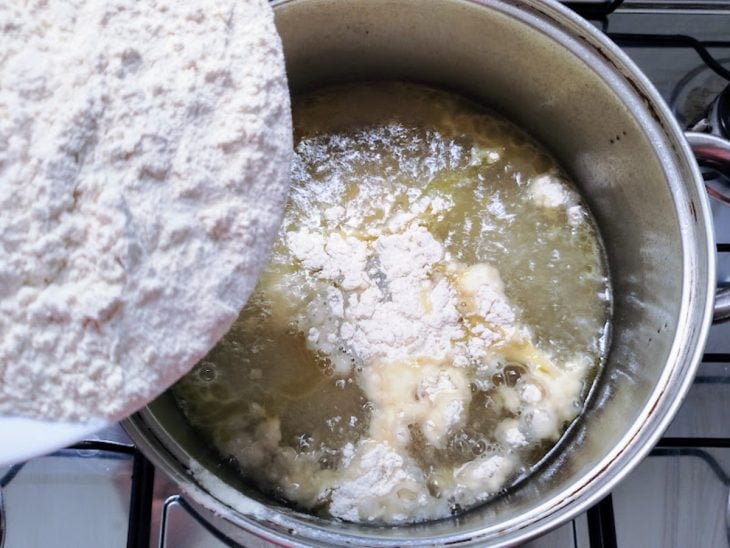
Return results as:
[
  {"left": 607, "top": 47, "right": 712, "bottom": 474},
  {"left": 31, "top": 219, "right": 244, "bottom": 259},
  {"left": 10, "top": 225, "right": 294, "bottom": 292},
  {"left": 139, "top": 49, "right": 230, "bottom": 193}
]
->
[{"left": 173, "top": 83, "right": 611, "bottom": 524}]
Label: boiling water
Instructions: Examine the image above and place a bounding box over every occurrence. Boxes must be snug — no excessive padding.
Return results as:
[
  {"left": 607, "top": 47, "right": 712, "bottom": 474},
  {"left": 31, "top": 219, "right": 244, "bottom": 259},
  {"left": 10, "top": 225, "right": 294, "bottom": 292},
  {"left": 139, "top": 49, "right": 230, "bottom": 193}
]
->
[{"left": 173, "top": 83, "right": 611, "bottom": 524}]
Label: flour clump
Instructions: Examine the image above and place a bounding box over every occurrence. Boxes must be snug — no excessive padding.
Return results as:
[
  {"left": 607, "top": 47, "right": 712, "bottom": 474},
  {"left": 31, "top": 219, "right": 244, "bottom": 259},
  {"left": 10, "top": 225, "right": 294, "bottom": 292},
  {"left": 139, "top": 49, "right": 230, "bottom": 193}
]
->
[{"left": 0, "top": 0, "right": 292, "bottom": 420}]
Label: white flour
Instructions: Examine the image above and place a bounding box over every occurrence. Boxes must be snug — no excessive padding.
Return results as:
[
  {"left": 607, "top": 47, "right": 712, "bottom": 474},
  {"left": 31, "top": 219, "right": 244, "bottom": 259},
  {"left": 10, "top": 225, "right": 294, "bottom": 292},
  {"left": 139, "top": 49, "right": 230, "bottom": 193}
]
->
[
  {"left": 175, "top": 84, "right": 611, "bottom": 525},
  {"left": 528, "top": 174, "right": 584, "bottom": 226},
  {"left": 0, "top": 0, "right": 292, "bottom": 420},
  {"left": 289, "top": 221, "right": 464, "bottom": 370},
  {"left": 223, "top": 160, "right": 589, "bottom": 522},
  {"left": 327, "top": 441, "right": 429, "bottom": 523}
]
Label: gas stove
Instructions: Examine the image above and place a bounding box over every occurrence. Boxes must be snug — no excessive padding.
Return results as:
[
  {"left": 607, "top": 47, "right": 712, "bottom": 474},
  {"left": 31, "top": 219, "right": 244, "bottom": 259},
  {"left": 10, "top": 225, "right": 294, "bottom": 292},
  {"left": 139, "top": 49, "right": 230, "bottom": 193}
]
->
[{"left": 1, "top": 2, "right": 729, "bottom": 547}]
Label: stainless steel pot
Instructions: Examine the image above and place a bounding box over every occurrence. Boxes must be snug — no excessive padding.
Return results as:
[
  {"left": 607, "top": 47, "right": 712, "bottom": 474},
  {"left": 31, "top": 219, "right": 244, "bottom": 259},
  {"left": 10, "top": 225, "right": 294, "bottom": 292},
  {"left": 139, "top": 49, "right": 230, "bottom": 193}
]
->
[{"left": 124, "top": 0, "right": 730, "bottom": 545}]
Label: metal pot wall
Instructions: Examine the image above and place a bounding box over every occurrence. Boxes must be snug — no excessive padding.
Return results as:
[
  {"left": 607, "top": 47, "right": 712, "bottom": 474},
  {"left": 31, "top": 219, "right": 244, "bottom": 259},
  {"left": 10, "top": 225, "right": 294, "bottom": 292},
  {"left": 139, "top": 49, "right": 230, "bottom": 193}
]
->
[{"left": 124, "top": 0, "right": 730, "bottom": 545}]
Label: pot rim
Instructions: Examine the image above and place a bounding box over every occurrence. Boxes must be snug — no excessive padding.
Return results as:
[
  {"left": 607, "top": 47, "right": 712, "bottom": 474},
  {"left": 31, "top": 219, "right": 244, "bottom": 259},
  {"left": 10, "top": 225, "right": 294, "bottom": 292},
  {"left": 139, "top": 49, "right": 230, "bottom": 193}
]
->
[{"left": 125, "top": 0, "right": 717, "bottom": 545}]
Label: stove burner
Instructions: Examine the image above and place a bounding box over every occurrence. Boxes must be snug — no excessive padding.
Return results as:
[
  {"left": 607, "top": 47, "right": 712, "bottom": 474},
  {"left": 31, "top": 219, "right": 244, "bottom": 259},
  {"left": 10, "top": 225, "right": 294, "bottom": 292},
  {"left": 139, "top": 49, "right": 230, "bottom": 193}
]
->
[{"left": 669, "top": 59, "right": 730, "bottom": 127}]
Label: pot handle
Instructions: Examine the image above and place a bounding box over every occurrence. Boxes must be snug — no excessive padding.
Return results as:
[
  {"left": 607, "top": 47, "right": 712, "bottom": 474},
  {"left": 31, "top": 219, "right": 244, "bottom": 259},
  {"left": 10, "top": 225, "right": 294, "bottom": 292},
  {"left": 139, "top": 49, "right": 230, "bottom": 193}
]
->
[{"left": 684, "top": 131, "right": 730, "bottom": 323}]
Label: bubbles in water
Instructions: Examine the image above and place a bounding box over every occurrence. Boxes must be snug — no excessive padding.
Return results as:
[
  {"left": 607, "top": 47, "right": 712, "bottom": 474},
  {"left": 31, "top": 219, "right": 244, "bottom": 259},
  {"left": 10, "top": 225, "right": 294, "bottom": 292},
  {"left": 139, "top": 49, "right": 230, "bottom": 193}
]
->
[
  {"left": 197, "top": 361, "right": 217, "bottom": 382},
  {"left": 472, "top": 439, "right": 487, "bottom": 455},
  {"left": 503, "top": 363, "right": 526, "bottom": 386},
  {"left": 427, "top": 478, "right": 442, "bottom": 498}
]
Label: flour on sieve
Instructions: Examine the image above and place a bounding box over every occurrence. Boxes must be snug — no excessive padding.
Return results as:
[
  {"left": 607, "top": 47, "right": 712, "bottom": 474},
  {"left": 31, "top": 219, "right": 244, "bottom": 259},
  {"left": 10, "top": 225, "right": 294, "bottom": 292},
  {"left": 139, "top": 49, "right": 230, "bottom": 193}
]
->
[{"left": 0, "top": 0, "right": 292, "bottom": 420}]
